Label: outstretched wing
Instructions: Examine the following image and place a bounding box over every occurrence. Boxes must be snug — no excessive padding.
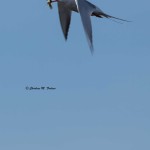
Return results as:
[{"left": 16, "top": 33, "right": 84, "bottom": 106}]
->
[
  {"left": 75, "top": 0, "right": 94, "bottom": 53},
  {"left": 58, "top": 2, "right": 72, "bottom": 40}
]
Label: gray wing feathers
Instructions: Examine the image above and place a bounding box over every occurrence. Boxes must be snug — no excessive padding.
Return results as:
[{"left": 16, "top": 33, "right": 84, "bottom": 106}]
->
[
  {"left": 75, "top": 0, "right": 94, "bottom": 53},
  {"left": 58, "top": 3, "right": 72, "bottom": 40}
]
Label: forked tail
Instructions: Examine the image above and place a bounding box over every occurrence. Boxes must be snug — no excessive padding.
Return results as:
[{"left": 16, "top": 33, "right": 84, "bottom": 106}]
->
[
  {"left": 103, "top": 13, "right": 130, "bottom": 22},
  {"left": 93, "top": 12, "right": 131, "bottom": 22}
]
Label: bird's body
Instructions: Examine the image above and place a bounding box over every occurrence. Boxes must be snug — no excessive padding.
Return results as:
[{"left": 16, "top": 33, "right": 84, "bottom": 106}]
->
[
  {"left": 59, "top": 0, "right": 78, "bottom": 12},
  {"left": 48, "top": 0, "right": 128, "bottom": 53},
  {"left": 58, "top": 0, "right": 104, "bottom": 16}
]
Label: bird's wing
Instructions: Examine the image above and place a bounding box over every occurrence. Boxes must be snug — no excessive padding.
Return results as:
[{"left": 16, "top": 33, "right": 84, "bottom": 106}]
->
[
  {"left": 58, "top": 2, "right": 72, "bottom": 40},
  {"left": 75, "top": 0, "right": 95, "bottom": 53}
]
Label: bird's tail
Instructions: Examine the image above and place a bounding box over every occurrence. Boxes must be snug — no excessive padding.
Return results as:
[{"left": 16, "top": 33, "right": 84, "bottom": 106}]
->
[
  {"left": 103, "top": 13, "right": 130, "bottom": 22},
  {"left": 93, "top": 11, "right": 131, "bottom": 22}
]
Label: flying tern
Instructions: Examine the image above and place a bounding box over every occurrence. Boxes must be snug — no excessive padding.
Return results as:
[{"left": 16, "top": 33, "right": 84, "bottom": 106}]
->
[{"left": 47, "top": 0, "right": 129, "bottom": 53}]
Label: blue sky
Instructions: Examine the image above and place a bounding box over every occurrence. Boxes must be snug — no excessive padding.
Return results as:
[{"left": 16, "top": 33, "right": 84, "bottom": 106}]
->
[{"left": 0, "top": 0, "right": 150, "bottom": 149}]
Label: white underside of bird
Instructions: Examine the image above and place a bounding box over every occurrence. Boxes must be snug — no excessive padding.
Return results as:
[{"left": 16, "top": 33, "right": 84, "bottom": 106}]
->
[{"left": 48, "top": 0, "right": 128, "bottom": 53}]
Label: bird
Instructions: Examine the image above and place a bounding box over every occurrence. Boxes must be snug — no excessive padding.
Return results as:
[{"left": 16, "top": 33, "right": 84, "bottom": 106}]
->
[{"left": 47, "top": 0, "right": 129, "bottom": 53}]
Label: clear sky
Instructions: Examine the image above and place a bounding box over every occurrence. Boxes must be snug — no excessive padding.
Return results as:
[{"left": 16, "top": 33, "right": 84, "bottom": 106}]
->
[{"left": 0, "top": 0, "right": 150, "bottom": 150}]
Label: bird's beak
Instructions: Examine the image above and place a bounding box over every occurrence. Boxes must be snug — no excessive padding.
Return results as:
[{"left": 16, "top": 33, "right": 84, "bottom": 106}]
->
[{"left": 47, "top": 0, "right": 53, "bottom": 9}]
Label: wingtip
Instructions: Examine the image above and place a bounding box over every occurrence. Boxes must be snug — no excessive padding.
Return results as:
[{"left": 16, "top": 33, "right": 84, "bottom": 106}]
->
[
  {"left": 64, "top": 33, "right": 68, "bottom": 41},
  {"left": 90, "top": 44, "right": 94, "bottom": 55},
  {"left": 64, "top": 36, "right": 68, "bottom": 41}
]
